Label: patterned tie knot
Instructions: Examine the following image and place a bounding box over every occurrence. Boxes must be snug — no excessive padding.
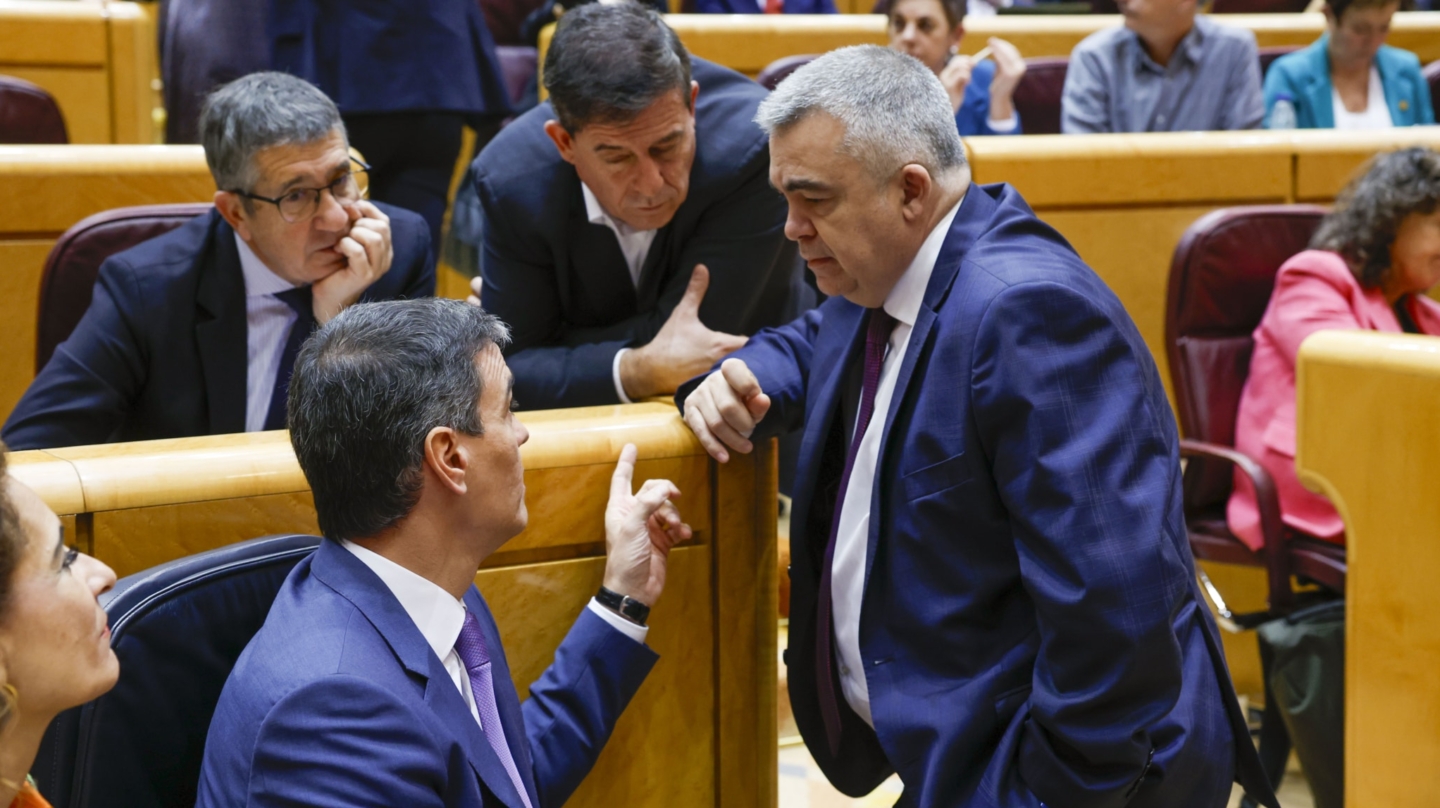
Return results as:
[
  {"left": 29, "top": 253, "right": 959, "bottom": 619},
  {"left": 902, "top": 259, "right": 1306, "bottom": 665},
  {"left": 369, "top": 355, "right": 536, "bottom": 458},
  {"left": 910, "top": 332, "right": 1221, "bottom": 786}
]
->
[
  {"left": 455, "top": 610, "right": 492, "bottom": 673},
  {"left": 274, "top": 285, "right": 313, "bottom": 319},
  {"left": 866, "top": 307, "right": 896, "bottom": 353}
]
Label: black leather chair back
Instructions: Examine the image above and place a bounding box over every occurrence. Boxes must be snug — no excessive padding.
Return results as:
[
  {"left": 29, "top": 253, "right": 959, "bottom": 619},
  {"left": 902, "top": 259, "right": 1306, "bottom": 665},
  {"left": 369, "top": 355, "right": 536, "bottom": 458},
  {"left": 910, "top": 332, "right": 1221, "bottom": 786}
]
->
[{"left": 34, "top": 534, "right": 323, "bottom": 808}]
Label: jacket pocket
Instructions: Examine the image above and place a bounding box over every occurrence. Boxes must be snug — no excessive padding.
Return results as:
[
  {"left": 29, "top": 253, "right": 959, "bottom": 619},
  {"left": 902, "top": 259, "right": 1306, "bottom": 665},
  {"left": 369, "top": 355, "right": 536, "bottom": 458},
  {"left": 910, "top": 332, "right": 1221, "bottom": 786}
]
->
[{"left": 900, "top": 452, "right": 972, "bottom": 501}]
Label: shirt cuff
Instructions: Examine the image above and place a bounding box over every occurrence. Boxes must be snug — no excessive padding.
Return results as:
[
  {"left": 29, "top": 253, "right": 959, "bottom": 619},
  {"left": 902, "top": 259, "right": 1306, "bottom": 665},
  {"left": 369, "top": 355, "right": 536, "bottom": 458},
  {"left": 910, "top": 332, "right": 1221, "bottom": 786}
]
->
[
  {"left": 587, "top": 598, "right": 648, "bottom": 645},
  {"left": 987, "top": 114, "right": 1020, "bottom": 132},
  {"left": 612, "top": 347, "right": 634, "bottom": 404}
]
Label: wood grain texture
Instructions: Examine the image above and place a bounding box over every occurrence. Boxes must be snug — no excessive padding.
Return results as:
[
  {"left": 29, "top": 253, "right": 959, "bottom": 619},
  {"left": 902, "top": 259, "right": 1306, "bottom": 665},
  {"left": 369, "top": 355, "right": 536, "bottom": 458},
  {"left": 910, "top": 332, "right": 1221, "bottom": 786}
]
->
[
  {"left": 478, "top": 548, "right": 717, "bottom": 807},
  {"left": 0, "top": 241, "right": 60, "bottom": 416},
  {"left": 105, "top": 2, "right": 159, "bottom": 144},
  {"left": 1295, "top": 330, "right": 1440, "bottom": 808},
  {"left": 5, "top": 449, "right": 85, "bottom": 515},
  {"left": 0, "top": 67, "right": 110, "bottom": 144},
  {"left": 0, "top": 1, "right": 108, "bottom": 66}
]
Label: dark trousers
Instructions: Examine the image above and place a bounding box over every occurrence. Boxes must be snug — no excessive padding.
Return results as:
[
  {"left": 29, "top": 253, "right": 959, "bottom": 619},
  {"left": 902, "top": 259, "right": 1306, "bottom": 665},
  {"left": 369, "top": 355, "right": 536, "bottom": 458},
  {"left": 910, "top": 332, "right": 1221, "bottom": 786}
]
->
[{"left": 344, "top": 112, "right": 467, "bottom": 251}]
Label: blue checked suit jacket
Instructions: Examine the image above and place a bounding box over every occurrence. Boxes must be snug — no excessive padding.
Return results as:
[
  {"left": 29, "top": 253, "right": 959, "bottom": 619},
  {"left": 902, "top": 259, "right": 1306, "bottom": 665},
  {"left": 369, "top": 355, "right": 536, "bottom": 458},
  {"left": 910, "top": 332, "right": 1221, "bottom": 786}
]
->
[
  {"left": 687, "top": 183, "right": 1278, "bottom": 808},
  {"left": 197, "top": 538, "right": 656, "bottom": 808}
]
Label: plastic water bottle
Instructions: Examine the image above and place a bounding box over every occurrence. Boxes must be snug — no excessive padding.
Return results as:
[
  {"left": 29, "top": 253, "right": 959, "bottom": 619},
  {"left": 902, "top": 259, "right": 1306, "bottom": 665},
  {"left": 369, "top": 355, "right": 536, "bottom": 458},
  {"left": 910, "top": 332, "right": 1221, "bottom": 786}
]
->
[{"left": 1269, "top": 94, "right": 1297, "bottom": 130}]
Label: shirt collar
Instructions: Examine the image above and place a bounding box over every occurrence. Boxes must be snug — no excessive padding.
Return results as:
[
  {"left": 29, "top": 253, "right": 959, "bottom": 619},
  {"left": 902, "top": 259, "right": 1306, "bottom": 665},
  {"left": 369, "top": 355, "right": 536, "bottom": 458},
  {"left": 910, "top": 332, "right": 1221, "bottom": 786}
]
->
[
  {"left": 581, "top": 182, "right": 655, "bottom": 239},
  {"left": 883, "top": 195, "right": 964, "bottom": 328},
  {"left": 235, "top": 233, "right": 299, "bottom": 297},
  {"left": 1128, "top": 16, "right": 1207, "bottom": 74},
  {"left": 339, "top": 538, "right": 467, "bottom": 663}
]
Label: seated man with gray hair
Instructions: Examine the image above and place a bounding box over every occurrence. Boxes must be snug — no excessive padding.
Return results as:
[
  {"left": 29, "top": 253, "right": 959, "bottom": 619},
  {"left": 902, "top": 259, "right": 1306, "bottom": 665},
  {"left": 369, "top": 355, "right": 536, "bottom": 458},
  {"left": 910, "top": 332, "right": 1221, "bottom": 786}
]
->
[
  {"left": 3, "top": 71, "right": 434, "bottom": 450},
  {"left": 679, "top": 45, "right": 1278, "bottom": 808}
]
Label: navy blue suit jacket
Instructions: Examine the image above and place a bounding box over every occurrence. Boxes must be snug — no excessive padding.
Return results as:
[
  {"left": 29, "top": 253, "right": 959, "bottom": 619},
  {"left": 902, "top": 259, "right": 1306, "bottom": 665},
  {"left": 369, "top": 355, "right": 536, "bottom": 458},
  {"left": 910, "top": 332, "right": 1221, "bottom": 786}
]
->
[
  {"left": 198, "top": 539, "right": 656, "bottom": 808},
  {"left": 470, "top": 58, "right": 812, "bottom": 409},
  {"left": 692, "top": 0, "right": 837, "bottom": 13},
  {"left": 684, "top": 183, "right": 1277, "bottom": 807},
  {"left": 271, "top": 0, "right": 511, "bottom": 118},
  {"left": 1, "top": 206, "right": 434, "bottom": 450}
]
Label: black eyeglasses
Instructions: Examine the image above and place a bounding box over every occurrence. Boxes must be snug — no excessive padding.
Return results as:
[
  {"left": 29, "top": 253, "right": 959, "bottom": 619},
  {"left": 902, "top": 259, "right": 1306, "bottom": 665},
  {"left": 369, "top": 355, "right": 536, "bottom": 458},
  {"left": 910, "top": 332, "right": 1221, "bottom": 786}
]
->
[{"left": 232, "top": 156, "right": 371, "bottom": 223}]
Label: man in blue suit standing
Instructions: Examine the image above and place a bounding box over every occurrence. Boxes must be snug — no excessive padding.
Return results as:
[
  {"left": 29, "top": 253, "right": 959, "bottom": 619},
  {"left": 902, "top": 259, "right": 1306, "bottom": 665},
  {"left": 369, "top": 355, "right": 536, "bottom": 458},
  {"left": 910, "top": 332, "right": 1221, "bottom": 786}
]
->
[
  {"left": 681, "top": 47, "right": 1280, "bottom": 807},
  {"left": 199, "top": 298, "right": 688, "bottom": 807},
  {"left": 467, "top": 3, "right": 812, "bottom": 411}
]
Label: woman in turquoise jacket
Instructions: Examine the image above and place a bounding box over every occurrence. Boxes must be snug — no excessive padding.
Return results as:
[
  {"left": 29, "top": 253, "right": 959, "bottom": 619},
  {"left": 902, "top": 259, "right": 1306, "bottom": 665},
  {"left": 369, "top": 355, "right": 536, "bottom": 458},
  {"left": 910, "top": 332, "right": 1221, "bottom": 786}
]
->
[{"left": 1263, "top": 0, "right": 1434, "bottom": 129}]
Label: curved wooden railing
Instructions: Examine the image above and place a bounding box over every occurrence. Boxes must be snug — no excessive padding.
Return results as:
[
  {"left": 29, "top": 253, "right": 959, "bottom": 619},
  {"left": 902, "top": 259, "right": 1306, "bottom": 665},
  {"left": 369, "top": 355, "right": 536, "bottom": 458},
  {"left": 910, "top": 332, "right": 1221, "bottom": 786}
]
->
[
  {"left": 1295, "top": 330, "right": 1440, "bottom": 808},
  {"left": 7, "top": 402, "right": 778, "bottom": 808}
]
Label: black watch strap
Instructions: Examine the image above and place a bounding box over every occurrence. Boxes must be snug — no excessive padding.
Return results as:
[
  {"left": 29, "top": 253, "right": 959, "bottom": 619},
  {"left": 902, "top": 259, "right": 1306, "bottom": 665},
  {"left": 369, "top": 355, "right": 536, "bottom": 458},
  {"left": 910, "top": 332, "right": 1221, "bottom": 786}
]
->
[{"left": 595, "top": 586, "right": 650, "bottom": 627}]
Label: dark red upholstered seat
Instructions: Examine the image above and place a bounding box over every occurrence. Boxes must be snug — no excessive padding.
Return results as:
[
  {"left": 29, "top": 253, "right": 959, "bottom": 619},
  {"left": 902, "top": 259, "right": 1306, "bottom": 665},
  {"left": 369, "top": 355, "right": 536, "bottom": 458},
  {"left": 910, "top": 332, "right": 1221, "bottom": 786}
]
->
[
  {"left": 1258, "top": 45, "right": 1300, "bottom": 79},
  {"left": 37, "top": 204, "right": 213, "bottom": 373},
  {"left": 756, "top": 54, "right": 818, "bottom": 92},
  {"left": 1166, "top": 205, "right": 1344, "bottom": 615},
  {"left": 1013, "top": 57, "right": 1067, "bottom": 135},
  {"left": 1213, "top": 0, "right": 1308, "bottom": 10},
  {"left": 1424, "top": 59, "right": 1440, "bottom": 123},
  {"left": 496, "top": 46, "right": 537, "bottom": 107},
  {"left": 0, "top": 75, "right": 67, "bottom": 144}
]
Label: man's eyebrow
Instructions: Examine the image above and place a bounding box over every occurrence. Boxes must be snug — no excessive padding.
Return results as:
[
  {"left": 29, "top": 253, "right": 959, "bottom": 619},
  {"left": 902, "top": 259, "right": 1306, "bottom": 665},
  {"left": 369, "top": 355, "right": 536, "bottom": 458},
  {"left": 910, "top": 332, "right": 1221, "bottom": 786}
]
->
[
  {"left": 275, "top": 159, "right": 350, "bottom": 193},
  {"left": 781, "top": 178, "right": 832, "bottom": 193}
]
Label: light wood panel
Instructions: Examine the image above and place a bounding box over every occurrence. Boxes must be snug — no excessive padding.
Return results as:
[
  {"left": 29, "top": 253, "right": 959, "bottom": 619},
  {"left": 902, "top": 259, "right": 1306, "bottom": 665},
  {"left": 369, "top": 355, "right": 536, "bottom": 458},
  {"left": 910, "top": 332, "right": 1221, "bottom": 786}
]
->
[
  {"left": 0, "top": 1, "right": 157, "bottom": 144},
  {"left": 540, "top": 12, "right": 1440, "bottom": 78},
  {"left": 1294, "top": 330, "right": 1440, "bottom": 808},
  {"left": 5, "top": 403, "right": 776, "bottom": 808}
]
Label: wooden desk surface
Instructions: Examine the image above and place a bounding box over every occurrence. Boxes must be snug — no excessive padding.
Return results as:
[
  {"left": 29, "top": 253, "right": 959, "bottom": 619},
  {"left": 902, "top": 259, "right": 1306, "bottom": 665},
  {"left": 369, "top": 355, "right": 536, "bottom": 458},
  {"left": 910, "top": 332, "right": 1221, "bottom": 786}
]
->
[{"left": 1296, "top": 330, "right": 1440, "bottom": 808}]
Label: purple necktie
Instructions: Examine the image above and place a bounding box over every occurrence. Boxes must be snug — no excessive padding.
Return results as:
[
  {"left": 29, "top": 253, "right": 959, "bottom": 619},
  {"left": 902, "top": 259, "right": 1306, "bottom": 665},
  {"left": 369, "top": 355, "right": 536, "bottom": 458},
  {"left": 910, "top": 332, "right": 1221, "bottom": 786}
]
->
[
  {"left": 815, "top": 307, "right": 896, "bottom": 757},
  {"left": 455, "top": 611, "right": 533, "bottom": 808},
  {"left": 262, "top": 285, "right": 315, "bottom": 431}
]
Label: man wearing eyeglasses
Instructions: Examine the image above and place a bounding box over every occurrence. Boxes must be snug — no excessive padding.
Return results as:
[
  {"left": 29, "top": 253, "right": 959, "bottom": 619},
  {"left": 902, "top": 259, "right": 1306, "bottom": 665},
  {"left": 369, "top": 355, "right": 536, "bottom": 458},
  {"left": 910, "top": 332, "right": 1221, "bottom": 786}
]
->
[{"left": 2, "top": 72, "right": 435, "bottom": 451}]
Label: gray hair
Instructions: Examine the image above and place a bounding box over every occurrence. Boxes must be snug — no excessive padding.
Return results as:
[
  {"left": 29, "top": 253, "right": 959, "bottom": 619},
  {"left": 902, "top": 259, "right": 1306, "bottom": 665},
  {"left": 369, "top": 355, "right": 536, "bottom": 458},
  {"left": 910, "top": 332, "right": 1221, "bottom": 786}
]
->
[
  {"left": 755, "top": 45, "right": 965, "bottom": 182},
  {"left": 288, "top": 299, "right": 511, "bottom": 541},
  {"left": 199, "top": 71, "right": 346, "bottom": 194},
  {"left": 1312, "top": 146, "right": 1440, "bottom": 288}
]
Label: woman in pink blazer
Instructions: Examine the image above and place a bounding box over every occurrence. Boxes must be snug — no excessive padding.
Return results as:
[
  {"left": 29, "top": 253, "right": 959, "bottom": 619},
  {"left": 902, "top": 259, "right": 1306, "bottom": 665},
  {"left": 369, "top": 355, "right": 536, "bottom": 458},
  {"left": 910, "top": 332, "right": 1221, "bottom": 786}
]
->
[{"left": 1229, "top": 147, "right": 1440, "bottom": 550}]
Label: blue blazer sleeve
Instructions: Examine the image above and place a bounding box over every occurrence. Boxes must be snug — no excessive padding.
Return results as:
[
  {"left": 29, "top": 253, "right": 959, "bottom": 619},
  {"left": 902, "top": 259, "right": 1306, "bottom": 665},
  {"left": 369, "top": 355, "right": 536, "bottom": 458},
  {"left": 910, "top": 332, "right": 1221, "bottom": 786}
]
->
[
  {"left": 1261, "top": 54, "right": 1308, "bottom": 128},
  {"left": 970, "top": 281, "right": 1195, "bottom": 807},
  {"left": 2, "top": 255, "right": 148, "bottom": 450},
  {"left": 955, "top": 61, "right": 1023, "bottom": 136},
  {"left": 521, "top": 608, "right": 658, "bottom": 808},
  {"left": 246, "top": 677, "right": 451, "bottom": 807}
]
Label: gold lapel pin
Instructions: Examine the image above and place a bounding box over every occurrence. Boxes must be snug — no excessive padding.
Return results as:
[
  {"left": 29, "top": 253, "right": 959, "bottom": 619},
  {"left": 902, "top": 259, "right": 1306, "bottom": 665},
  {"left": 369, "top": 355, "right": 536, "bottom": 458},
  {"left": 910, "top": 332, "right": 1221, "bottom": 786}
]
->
[{"left": 1400, "top": 100, "right": 1410, "bottom": 111}]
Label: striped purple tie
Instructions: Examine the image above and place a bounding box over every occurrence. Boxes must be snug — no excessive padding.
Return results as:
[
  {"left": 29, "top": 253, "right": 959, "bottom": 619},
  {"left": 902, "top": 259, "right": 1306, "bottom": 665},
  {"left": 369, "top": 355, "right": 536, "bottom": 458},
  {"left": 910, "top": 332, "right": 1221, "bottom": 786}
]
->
[
  {"left": 815, "top": 307, "right": 896, "bottom": 757},
  {"left": 455, "top": 611, "right": 533, "bottom": 808}
]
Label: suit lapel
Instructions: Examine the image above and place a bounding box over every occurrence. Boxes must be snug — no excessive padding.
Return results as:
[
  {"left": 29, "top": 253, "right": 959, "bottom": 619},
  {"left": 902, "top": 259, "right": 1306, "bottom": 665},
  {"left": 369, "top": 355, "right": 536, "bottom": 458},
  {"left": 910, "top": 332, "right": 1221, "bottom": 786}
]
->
[
  {"left": 795, "top": 305, "right": 868, "bottom": 563},
  {"left": 194, "top": 213, "right": 247, "bottom": 434},
  {"left": 864, "top": 185, "right": 996, "bottom": 587},
  {"left": 310, "top": 542, "right": 531, "bottom": 808}
]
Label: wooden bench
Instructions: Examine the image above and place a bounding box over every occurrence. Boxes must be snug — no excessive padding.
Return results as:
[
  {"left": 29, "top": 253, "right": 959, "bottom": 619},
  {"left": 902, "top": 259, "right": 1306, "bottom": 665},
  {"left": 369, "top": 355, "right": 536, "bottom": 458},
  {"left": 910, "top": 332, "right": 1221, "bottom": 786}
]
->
[
  {"left": 540, "top": 11, "right": 1440, "bottom": 78},
  {"left": 0, "top": 0, "right": 158, "bottom": 144},
  {"left": 1295, "top": 330, "right": 1440, "bottom": 808},
  {"left": 7, "top": 401, "right": 779, "bottom": 808}
]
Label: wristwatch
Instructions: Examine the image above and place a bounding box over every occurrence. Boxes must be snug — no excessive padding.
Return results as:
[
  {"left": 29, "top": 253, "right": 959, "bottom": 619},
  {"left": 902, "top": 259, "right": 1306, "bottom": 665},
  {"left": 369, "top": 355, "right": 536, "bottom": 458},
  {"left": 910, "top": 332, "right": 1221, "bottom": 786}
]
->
[{"left": 595, "top": 586, "right": 650, "bottom": 627}]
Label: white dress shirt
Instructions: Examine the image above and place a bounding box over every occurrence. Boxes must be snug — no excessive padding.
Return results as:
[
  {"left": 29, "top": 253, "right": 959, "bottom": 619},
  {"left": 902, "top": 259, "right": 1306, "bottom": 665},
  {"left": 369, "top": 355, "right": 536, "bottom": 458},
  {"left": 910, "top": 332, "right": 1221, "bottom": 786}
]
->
[
  {"left": 338, "top": 538, "right": 649, "bottom": 732},
  {"left": 831, "top": 197, "right": 963, "bottom": 727},
  {"left": 580, "top": 182, "right": 658, "bottom": 405},
  {"left": 237, "top": 235, "right": 302, "bottom": 433},
  {"left": 1332, "top": 66, "right": 1393, "bottom": 131}
]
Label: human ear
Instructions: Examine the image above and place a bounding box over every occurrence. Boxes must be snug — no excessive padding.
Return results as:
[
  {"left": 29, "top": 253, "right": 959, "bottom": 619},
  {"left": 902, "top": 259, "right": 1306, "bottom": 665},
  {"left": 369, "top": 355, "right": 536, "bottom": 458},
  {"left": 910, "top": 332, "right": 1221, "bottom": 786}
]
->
[
  {"left": 423, "top": 426, "right": 469, "bottom": 496},
  {"left": 213, "top": 191, "right": 253, "bottom": 241},
  {"left": 898, "top": 164, "right": 933, "bottom": 222},
  {"left": 543, "top": 120, "right": 578, "bottom": 165}
]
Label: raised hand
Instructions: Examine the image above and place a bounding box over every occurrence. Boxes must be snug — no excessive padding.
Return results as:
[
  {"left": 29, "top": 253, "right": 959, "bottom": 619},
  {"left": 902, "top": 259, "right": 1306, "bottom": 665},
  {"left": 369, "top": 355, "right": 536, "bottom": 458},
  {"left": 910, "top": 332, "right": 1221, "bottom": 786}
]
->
[
  {"left": 602, "top": 444, "right": 690, "bottom": 607},
  {"left": 620, "top": 264, "right": 749, "bottom": 400},
  {"left": 986, "top": 37, "right": 1027, "bottom": 122},
  {"left": 311, "top": 200, "right": 393, "bottom": 323},
  {"left": 682, "top": 357, "right": 770, "bottom": 463},
  {"left": 939, "top": 54, "right": 975, "bottom": 114}
]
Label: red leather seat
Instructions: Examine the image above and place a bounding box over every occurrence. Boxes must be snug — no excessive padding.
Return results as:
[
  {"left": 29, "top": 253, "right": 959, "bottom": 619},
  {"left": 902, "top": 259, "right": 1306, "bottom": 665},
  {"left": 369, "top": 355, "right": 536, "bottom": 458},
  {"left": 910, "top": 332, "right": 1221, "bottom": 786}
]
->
[
  {"left": 756, "top": 54, "right": 817, "bottom": 92},
  {"left": 0, "top": 75, "right": 67, "bottom": 144},
  {"left": 1013, "top": 57, "right": 1067, "bottom": 135},
  {"left": 1166, "top": 205, "right": 1345, "bottom": 617},
  {"left": 1258, "top": 45, "right": 1299, "bottom": 79},
  {"left": 37, "top": 204, "right": 213, "bottom": 373}
]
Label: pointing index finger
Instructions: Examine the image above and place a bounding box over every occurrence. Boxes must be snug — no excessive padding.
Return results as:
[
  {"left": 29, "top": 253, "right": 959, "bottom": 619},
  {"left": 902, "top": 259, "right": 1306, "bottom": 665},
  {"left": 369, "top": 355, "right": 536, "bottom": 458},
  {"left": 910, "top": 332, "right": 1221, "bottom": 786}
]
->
[{"left": 610, "top": 443, "right": 638, "bottom": 500}]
